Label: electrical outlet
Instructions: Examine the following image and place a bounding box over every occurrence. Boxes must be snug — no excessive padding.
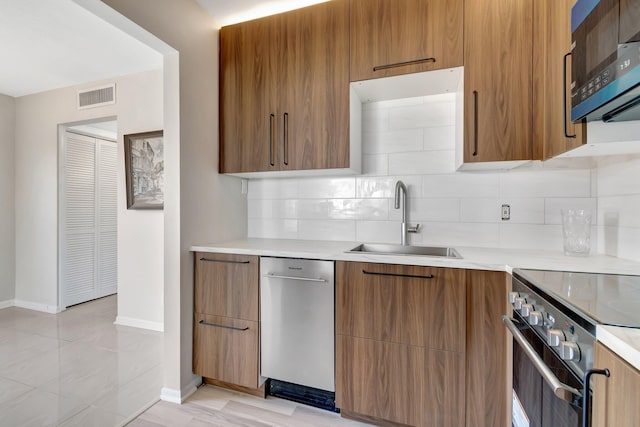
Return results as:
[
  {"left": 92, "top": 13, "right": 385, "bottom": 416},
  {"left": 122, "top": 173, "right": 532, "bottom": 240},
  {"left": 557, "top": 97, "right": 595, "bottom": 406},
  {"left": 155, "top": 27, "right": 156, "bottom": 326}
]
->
[{"left": 502, "top": 204, "right": 511, "bottom": 221}]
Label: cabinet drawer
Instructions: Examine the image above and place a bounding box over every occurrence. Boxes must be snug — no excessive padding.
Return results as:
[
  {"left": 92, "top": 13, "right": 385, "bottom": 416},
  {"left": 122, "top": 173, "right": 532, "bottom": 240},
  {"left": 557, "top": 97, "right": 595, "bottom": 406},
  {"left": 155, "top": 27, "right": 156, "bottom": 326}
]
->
[
  {"left": 336, "top": 262, "right": 466, "bottom": 352},
  {"left": 193, "top": 313, "right": 259, "bottom": 389},
  {"left": 194, "top": 252, "right": 259, "bottom": 320}
]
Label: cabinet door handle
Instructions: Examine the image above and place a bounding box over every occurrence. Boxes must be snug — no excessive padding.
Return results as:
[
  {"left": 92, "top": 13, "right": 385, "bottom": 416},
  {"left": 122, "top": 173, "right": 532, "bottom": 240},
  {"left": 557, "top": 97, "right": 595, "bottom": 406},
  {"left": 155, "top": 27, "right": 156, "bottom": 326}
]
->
[
  {"left": 269, "top": 113, "right": 275, "bottom": 166},
  {"left": 283, "top": 112, "right": 289, "bottom": 166},
  {"left": 199, "top": 319, "right": 249, "bottom": 331},
  {"left": 362, "top": 269, "right": 434, "bottom": 280},
  {"left": 472, "top": 90, "right": 479, "bottom": 156},
  {"left": 199, "top": 257, "right": 250, "bottom": 265},
  {"left": 373, "top": 57, "right": 436, "bottom": 72},
  {"left": 582, "top": 368, "right": 610, "bottom": 427},
  {"left": 563, "top": 52, "right": 577, "bottom": 139}
]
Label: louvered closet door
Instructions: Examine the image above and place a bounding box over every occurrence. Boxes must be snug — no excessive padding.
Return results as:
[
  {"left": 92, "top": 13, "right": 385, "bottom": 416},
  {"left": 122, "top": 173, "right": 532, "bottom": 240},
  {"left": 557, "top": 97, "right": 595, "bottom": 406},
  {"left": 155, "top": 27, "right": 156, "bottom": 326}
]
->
[{"left": 61, "top": 132, "right": 117, "bottom": 308}]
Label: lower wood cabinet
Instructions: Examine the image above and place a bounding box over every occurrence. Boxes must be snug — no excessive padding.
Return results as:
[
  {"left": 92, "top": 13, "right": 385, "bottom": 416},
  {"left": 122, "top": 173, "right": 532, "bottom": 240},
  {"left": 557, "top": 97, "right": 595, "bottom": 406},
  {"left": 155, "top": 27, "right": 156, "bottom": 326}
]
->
[
  {"left": 193, "top": 313, "right": 259, "bottom": 389},
  {"left": 593, "top": 341, "right": 640, "bottom": 427}
]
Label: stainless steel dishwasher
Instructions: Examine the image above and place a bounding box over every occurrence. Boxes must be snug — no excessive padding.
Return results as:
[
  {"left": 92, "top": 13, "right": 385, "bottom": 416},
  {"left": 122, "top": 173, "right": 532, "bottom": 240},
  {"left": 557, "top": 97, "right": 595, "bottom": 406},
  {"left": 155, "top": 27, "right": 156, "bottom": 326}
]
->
[{"left": 260, "top": 257, "right": 335, "bottom": 394}]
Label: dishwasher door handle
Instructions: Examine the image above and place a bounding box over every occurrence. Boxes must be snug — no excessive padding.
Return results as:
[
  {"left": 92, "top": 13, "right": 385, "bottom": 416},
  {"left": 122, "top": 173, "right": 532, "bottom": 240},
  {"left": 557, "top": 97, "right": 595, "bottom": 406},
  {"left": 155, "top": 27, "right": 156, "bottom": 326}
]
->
[{"left": 263, "top": 273, "right": 327, "bottom": 283}]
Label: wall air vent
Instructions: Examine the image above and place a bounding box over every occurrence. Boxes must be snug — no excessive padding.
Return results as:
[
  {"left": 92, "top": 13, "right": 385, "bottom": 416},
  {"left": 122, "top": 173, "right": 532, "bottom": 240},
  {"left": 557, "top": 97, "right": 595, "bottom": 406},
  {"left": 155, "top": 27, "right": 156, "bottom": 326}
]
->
[{"left": 77, "top": 84, "right": 116, "bottom": 110}]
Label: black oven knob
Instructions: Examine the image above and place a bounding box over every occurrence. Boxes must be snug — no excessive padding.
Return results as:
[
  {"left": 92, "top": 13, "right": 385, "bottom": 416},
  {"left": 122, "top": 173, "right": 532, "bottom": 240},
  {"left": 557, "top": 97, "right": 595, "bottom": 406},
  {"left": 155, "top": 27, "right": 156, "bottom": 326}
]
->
[
  {"left": 547, "top": 329, "right": 566, "bottom": 347},
  {"left": 508, "top": 292, "right": 519, "bottom": 304},
  {"left": 529, "top": 311, "right": 544, "bottom": 326},
  {"left": 521, "top": 303, "right": 533, "bottom": 317},
  {"left": 514, "top": 297, "right": 526, "bottom": 310},
  {"left": 560, "top": 341, "right": 581, "bottom": 362}
]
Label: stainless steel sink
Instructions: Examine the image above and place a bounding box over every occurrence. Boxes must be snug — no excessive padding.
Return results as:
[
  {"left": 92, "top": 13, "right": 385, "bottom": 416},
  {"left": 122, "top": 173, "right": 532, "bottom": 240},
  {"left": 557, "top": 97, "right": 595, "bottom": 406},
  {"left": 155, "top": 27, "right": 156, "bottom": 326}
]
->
[{"left": 347, "top": 243, "right": 462, "bottom": 259}]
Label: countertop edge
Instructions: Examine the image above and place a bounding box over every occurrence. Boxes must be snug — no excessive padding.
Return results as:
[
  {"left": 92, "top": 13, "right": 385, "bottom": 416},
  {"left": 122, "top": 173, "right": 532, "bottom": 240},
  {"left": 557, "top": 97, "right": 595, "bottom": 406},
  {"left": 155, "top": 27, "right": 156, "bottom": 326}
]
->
[{"left": 596, "top": 325, "right": 640, "bottom": 371}]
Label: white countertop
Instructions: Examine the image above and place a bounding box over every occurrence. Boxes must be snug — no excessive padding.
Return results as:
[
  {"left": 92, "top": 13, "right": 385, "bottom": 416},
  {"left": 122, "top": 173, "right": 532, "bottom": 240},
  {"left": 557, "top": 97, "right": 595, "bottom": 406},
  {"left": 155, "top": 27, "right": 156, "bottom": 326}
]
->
[
  {"left": 597, "top": 325, "right": 640, "bottom": 371},
  {"left": 191, "top": 238, "right": 640, "bottom": 370},
  {"left": 191, "top": 238, "right": 640, "bottom": 275}
]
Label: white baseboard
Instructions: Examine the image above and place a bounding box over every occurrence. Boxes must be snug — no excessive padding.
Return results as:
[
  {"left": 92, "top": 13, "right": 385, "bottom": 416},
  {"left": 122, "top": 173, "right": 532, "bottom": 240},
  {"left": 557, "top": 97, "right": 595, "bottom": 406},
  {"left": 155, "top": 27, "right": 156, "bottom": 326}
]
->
[
  {"left": 161, "top": 377, "right": 202, "bottom": 404},
  {"left": 13, "top": 299, "right": 61, "bottom": 314},
  {"left": 0, "top": 299, "right": 14, "bottom": 309},
  {"left": 114, "top": 316, "right": 164, "bottom": 332}
]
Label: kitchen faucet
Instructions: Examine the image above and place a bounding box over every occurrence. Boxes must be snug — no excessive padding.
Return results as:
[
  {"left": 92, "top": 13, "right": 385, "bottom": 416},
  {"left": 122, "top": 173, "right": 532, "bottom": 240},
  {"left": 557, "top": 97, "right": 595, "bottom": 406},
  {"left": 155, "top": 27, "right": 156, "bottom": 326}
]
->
[{"left": 394, "top": 180, "right": 420, "bottom": 246}]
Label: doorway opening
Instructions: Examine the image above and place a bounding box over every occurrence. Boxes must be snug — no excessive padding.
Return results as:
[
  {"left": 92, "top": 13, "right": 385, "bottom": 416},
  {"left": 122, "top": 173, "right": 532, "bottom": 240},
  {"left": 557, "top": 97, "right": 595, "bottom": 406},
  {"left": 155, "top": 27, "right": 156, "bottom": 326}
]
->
[{"left": 58, "top": 118, "right": 118, "bottom": 310}]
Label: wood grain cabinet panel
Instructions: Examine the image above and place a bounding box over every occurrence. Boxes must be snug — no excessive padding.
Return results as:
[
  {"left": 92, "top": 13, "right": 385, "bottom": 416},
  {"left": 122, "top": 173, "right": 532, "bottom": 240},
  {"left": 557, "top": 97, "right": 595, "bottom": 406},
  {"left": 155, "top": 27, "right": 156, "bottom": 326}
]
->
[
  {"left": 193, "top": 313, "right": 259, "bottom": 389},
  {"left": 463, "top": 0, "right": 533, "bottom": 163},
  {"left": 219, "top": 0, "right": 350, "bottom": 174},
  {"left": 533, "top": 0, "right": 586, "bottom": 160},
  {"left": 465, "top": 270, "right": 511, "bottom": 427},
  {"left": 349, "top": 0, "right": 463, "bottom": 82},
  {"left": 336, "top": 262, "right": 466, "bottom": 352},
  {"left": 336, "top": 336, "right": 464, "bottom": 427},
  {"left": 593, "top": 342, "right": 640, "bottom": 427},
  {"left": 194, "top": 252, "right": 259, "bottom": 321}
]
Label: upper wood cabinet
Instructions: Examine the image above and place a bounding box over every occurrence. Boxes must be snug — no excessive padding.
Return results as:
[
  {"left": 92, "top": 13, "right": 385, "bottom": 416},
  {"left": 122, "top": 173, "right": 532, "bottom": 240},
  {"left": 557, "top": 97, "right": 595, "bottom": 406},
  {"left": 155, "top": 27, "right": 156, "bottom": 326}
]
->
[
  {"left": 592, "top": 341, "right": 640, "bottom": 427},
  {"left": 219, "top": 0, "right": 351, "bottom": 174},
  {"left": 533, "top": 0, "right": 586, "bottom": 160},
  {"left": 463, "top": 0, "right": 533, "bottom": 163},
  {"left": 349, "top": 0, "right": 463, "bottom": 82}
]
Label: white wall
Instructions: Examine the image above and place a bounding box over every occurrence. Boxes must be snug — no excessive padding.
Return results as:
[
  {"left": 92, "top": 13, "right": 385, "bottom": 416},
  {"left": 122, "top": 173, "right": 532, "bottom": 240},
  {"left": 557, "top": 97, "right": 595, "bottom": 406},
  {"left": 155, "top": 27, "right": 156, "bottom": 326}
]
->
[
  {"left": 596, "top": 156, "right": 640, "bottom": 261},
  {"left": 0, "top": 94, "right": 15, "bottom": 305},
  {"left": 249, "top": 94, "right": 597, "bottom": 252},
  {"left": 99, "top": 0, "right": 248, "bottom": 400},
  {"left": 14, "top": 70, "right": 164, "bottom": 324}
]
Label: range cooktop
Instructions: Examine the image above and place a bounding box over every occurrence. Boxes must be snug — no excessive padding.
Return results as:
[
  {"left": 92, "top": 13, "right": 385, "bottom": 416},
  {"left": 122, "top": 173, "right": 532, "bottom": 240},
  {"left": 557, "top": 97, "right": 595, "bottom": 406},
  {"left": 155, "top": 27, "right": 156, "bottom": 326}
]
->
[{"left": 513, "top": 269, "right": 640, "bottom": 329}]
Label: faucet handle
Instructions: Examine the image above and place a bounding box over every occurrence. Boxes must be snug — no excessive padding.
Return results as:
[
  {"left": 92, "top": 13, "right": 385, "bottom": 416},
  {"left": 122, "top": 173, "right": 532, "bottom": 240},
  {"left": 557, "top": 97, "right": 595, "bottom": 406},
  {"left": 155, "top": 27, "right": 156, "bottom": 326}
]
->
[{"left": 407, "top": 224, "right": 420, "bottom": 233}]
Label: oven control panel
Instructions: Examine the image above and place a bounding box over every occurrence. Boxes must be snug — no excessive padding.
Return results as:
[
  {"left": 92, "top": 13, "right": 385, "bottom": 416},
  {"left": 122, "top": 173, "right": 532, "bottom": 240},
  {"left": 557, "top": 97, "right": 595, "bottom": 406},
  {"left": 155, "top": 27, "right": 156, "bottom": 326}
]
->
[{"left": 510, "top": 278, "right": 596, "bottom": 379}]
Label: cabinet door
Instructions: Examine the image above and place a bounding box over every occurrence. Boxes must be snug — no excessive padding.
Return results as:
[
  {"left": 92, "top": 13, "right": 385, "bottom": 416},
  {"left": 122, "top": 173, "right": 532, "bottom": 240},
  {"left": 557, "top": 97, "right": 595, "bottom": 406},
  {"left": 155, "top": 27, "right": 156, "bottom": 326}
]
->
[
  {"left": 593, "top": 342, "right": 640, "bottom": 427},
  {"left": 533, "top": 0, "right": 586, "bottom": 160},
  {"left": 193, "top": 313, "right": 259, "bottom": 388},
  {"left": 350, "top": 0, "right": 463, "bottom": 82},
  {"left": 336, "top": 262, "right": 465, "bottom": 352},
  {"left": 464, "top": 0, "right": 533, "bottom": 162},
  {"left": 336, "top": 335, "right": 464, "bottom": 427},
  {"left": 220, "top": 16, "right": 280, "bottom": 173},
  {"left": 465, "top": 270, "right": 511, "bottom": 427},
  {"left": 194, "top": 252, "right": 259, "bottom": 321},
  {"left": 278, "top": 0, "right": 350, "bottom": 171}
]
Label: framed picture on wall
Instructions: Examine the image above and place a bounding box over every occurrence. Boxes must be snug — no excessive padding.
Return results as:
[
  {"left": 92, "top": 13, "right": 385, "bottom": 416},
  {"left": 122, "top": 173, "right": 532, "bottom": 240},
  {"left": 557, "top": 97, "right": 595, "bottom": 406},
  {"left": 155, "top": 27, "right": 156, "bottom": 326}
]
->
[{"left": 124, "top": 130, "right": 164, "bottom": 210}]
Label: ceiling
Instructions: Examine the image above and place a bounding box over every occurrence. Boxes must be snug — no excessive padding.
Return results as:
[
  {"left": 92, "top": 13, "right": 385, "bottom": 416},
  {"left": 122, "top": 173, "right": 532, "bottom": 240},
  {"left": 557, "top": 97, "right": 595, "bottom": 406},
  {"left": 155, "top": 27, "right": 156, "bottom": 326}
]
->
[
  {"left": 0, "top": 0, "right": 162, "bottom": 98},
  {"left": 196, "top": 0, "right": 329, "bottom": 27}
]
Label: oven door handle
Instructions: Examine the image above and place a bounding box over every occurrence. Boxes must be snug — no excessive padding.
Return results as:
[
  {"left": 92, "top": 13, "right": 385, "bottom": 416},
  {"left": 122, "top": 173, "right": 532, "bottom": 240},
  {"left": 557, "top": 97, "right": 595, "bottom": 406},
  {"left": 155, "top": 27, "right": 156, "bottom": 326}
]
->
[{"left": 502, "top": 315, "right": 582, "bottom": 402}]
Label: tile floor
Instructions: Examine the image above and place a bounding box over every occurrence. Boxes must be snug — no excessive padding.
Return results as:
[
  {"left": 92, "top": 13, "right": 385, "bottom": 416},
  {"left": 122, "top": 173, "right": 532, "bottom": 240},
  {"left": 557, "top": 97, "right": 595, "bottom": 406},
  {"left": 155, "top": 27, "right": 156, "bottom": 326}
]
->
[
  {"left": 129, "top": 385, "right": 374, "bottom": 427},
  {"left": 0, "top": 295, "right": 163, "bottom": 426}
]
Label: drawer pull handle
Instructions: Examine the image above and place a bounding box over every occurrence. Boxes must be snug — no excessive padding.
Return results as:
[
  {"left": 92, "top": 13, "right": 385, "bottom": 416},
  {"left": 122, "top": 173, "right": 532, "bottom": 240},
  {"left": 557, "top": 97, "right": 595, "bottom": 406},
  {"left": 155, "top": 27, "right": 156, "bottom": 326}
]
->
[
  {"left": 199, "top": 258, "right": 250, "bottom": 265},
  {"left": 362, "top": 269, "right": 434, "bottom": 280},
  {"left": 373, "top": 57, "right": 436, "bottom": 72},
  {"left": 199, "top": 320, "right": 249, "bottom": 331}
]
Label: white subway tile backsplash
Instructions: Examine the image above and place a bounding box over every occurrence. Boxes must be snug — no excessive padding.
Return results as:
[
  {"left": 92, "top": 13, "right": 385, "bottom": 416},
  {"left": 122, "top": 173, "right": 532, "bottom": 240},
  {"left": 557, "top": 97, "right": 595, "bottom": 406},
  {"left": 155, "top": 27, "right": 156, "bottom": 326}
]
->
[
  {"left": 362, "top": 129, "right": 423, "bottom": 154},
  {"left": 298, "top": 220, "right": 356, "bottom": 241},
  {"left": 597, "top": 157, "right": 640, "bottom": 197},
  {"left": 388, "top": 150, "right": 456, "bottom": 175},
  {"left": 422, "top": 173, "right": 501, "bottom": 198},
  {"left": 248, "top": 179, "right": 298, "bottom": 200},
  {"left": 362, "top": 108, "right": 389, "bottom": 133},
  {"left": 248, "top": 199, "right": 273, "bottom": 219},
  {"left": 388, "top": 198, "right": 461, "bottom": 222},
  {"left": 598, "top": 226, "right": 640, "bottom": 260},
  {"left": 362, "top": 154, "right": 389, "bottom": 176},
  {"left": 420, "top": 222, "right": 500, "bottom": 247},
  {"left": 545, "top": 198, "right": 597, "bottom": 225},
  {"left": 248, "top": 219, "right": 298, "bottom": 239},
  {"left": 295, "top": 200, "right": 329, "bottom": 219},
  {"left": 356, "top": 221, "right": 403, "bottom": 244},
  {"left": 423, "top": 126, "right": 455, "bottom": 151},
  {"left": 329, "top": 199, "right": 389, "bottom": 220},
  {"left": 388, "top": 98, "right": 456, "bottom": 130},
  {"left": 500, "top": 170, "right": 592, "bottom": 198},
  {"left": 499, "top": 224, "right": 566, "bottom": 251},
  {"left": 356, "top": 176, "right": 422, "bottom": 198},
  {"left": 297, "top": 177, "right": 356, "bottom": 199},
  {"left": 598, "top": 195, "right": 640, "bottom": 229}
]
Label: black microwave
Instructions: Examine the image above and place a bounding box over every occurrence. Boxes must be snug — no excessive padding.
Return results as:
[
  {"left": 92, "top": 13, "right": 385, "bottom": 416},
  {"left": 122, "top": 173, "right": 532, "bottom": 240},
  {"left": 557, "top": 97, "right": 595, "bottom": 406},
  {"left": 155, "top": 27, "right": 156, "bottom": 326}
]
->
[{"left": 571, "top": 0, "right": 640, "bottom": 122}]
